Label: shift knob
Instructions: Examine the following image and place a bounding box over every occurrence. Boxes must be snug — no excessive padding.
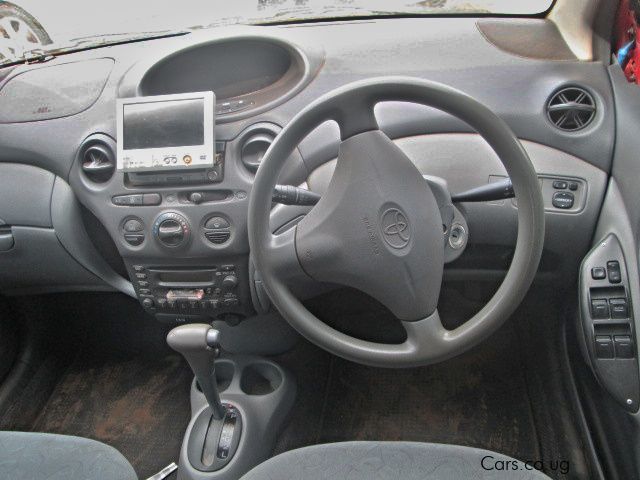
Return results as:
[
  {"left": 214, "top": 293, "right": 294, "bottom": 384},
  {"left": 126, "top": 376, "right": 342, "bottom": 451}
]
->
[{"left": 167, "top": 323, "right": 226, "bottom": 419}]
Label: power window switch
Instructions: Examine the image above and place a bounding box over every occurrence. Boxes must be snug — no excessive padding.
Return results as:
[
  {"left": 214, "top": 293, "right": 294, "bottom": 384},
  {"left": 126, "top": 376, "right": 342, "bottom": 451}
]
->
[
  {"left": 609, "top": 298, "right": 629, "bottom": 319},
  {"left": 595, "top": 336, "right": 614, "bottom": 359},
  {"left": 607, "top": 261, "right": 622, "bottom": 284},
  {"left": 591, "top": 267, "right": 606, "bottom": 280},
  {"left": 614, "top": 335, "right": 634, "bottom": 359},
  {"left": 591, "top": 299, "right": 610, "bottom": 319}
]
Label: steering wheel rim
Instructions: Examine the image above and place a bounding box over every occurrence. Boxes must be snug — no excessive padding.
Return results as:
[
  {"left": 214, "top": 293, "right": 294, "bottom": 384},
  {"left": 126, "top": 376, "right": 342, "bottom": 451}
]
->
[{"left": 248, "top": 77, "right": 544, "bottom": 368}]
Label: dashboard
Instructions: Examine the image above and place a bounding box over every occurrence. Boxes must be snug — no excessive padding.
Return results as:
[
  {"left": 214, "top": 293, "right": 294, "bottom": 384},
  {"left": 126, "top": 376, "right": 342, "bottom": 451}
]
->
[{"left": 0, "top": 18, "right": 614, "bottom": 324}]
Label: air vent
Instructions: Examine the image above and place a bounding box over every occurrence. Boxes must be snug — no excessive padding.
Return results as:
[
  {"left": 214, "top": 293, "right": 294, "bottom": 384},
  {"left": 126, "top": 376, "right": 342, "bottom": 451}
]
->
[
  {"left": 79, "top": 137, "right": 115, "bottom": 183},
  {"left": 546, "top": 87, "right": 596, "bottom": 131},
  {"left": 241, "top": 133, "right": 274, "bottom": 173},
  {"left": 237, "top": 123, "right": 281, "bottom": 174}
]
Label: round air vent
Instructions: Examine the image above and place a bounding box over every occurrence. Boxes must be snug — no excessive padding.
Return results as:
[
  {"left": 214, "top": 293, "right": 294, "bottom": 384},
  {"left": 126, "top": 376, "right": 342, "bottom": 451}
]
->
[
  {"left": 79, "top": 135, "right": 116, "bottom": 183},
  {"left": 237, "top": 123, "right": 281, "bottom": 174},
  {"left": 546, "top": 87, "right": 596, "bottom": 131},
  {"left": 241, "top": 133, "right": 275, "bottom": 173}
]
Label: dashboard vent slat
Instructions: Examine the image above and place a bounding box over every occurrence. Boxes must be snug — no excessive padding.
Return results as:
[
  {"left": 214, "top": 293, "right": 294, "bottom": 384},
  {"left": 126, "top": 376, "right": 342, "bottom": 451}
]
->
[{"left": 546, "top": 87, "right": 596, "bottom": 132}]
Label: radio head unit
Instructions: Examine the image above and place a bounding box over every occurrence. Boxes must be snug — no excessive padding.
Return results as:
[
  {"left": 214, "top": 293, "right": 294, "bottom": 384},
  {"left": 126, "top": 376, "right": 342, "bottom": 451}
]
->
[{"left": 116, "top": 91, "right": 215, "bottom": 173}]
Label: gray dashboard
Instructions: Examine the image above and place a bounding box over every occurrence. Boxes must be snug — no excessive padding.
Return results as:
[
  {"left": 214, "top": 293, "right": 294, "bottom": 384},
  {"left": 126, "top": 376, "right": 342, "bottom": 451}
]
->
[{"left": 0, "top": 18, "right": 614, "bottom": 320}]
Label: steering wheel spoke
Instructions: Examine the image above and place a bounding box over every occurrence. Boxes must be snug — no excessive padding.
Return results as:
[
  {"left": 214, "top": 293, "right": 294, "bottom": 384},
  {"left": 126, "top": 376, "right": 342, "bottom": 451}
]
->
[{"left": 263, "top": 227, "right": 307, "bottom": 281}]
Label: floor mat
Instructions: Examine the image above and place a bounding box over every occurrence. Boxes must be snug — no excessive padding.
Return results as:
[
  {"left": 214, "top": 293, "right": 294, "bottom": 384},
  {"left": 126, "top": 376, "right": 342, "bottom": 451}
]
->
[
  {"left": 31, "top": 350, "right": 191, "bottom": 479},
  {"left": 275, "top": 322, "right": 540, "bottom": 462},
  {"left": 0, "top": 293, "right": 195, "bottom": 479}
]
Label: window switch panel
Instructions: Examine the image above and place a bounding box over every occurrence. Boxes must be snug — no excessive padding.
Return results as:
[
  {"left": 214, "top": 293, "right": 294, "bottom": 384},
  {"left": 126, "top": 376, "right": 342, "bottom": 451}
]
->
[
  {"left": 614, "top": 335, "right": 635, "bottom": 359},
  {"left": 591, "top": 299, "right": 610, "bottom": 319},
  {"left": 607, "top": 260, "right": 622, "bottom": 284},
  {"left": 609, "top": 298, "right": 629, "bottom": 319},
  {"left": 595, "top": 335, "right": 614, "bottom": 359}
]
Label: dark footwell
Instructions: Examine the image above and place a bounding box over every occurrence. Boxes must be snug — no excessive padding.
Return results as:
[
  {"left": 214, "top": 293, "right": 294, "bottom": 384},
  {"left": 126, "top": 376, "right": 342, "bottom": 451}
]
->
[
  {"left": 31, "top": 351, "right": 192, "bottom": 478},
  {"left": 274, "top": 323, "right": 539, "bottom": 463},
  {"left": 0, "top": 294, "right": 193, "bottom": 479}
]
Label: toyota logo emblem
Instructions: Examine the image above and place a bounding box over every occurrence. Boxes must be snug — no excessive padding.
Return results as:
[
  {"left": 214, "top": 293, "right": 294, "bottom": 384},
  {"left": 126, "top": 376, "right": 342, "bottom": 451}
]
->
[{"left": 380, "top": 207, "right": 411, "bottom": 249}]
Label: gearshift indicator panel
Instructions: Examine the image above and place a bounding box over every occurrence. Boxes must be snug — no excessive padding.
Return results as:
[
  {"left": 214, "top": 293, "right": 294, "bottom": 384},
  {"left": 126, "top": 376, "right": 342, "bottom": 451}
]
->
[{"left": 217, "top": 406, "right": 240, "bottom": 460}]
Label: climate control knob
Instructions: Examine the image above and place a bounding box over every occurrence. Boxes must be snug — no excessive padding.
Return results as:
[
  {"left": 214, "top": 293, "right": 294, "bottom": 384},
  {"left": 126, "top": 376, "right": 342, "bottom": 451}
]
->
[{"left": 153, "top": 212, "right": 190, "bottom": 247}]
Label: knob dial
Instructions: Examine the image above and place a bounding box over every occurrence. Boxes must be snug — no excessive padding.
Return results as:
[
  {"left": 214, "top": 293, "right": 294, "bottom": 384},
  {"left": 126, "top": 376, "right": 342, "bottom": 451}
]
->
[
  {"left": 221, "top": 275, "right": 238, "bottom": 290},
  {"left": 153, "top": 212, "right": 190, "bottom": 247},
  {"left": 142, "top": 297, "right": 154, "bottom": 309}
]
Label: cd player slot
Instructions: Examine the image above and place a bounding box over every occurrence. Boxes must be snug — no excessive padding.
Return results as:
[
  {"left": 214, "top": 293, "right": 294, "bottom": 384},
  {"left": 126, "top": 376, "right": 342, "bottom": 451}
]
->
[{"left": 147, "top": 268, "right": 216, "bottom": 287}]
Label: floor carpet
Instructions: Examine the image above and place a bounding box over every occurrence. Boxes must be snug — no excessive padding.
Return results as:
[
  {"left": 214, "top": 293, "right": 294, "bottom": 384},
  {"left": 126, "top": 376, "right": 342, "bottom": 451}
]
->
[
  {"left": 30, "top": 351, "right": 192, "bottom": 479},
  {"left": 274, "top": 322, "right": 540, "bottom": 463}
]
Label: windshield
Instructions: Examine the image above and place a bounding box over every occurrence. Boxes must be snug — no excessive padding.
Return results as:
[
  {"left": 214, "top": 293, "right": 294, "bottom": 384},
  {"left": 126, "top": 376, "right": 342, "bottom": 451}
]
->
[{"left": 2, "top": 0, "right": 553, "bottom": 64}]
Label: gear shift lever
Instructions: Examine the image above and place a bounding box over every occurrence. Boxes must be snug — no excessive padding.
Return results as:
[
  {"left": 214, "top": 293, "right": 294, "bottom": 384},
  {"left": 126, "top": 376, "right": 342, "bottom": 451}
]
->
[{"left": 167, "top": 324, "right": 226, "bottom": 420}]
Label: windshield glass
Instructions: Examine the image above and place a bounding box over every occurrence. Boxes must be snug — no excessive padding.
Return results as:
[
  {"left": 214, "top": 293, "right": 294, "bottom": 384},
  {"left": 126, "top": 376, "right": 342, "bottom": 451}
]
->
[{"left": 2, "top": 0, "right": 553, "bottom": 64}]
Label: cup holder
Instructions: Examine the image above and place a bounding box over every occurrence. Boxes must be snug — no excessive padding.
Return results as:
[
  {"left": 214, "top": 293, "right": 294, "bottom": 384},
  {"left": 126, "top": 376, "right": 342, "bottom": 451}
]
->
[
  {"left": 195, "top": 360, "right": 235, "bottom": 394},
  {"left": 216, "top": 361, "right": 235, "bottom": 392},
  {"left": 240, "top": 362, "right": 283, "bottom": 395}
]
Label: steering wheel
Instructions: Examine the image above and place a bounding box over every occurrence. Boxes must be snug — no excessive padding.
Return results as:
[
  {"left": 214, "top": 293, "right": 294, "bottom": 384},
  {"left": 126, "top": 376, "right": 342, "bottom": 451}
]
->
[{"left": 248, "top": 77, "right": 544, "bottom": 367}]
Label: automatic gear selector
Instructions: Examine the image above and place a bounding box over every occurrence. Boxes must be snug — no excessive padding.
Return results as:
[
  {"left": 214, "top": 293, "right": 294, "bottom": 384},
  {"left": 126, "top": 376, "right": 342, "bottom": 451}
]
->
[{"left": 167, "top": 324, "right": 242, "bottom": 472}]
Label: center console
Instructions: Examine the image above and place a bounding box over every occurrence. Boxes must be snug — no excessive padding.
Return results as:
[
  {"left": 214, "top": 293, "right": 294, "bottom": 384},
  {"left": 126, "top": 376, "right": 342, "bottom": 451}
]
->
[{"left": 71, "top": 90, "right": 262, "bottom": 324}]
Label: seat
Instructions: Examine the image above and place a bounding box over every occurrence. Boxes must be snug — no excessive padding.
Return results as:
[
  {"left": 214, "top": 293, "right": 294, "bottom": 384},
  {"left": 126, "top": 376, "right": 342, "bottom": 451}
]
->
[
  {"left": 0, "top": 431, "right": 137, "bottom": 480},
  {"left": 241, "top": 441, "right": 551, "bottom": 480}
]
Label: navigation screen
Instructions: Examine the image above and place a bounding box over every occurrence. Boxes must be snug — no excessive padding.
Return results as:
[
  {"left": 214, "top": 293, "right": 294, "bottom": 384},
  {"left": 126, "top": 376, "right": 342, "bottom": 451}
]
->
[
  {"left": 123, "top": 99, "right": 204, "bottom": 150},
  {"left": 117, "top": 91, "right": 215, "bottom": 172}
]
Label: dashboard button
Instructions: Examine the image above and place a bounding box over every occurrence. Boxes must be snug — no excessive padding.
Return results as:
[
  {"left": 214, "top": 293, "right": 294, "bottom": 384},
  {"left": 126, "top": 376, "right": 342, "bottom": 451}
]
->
[
  {"left": 614, "top": 336, "right": 634, "bottom": 358},
  {"left": 609, "top": 298, "right": 629, "bottom": 319},
  {"left": 591, "top": 267, "right": 606, "bottom": 280},
  {"left": 552, "top": 191, "right": 574, "bottom": 209},
  {"left": 568, "top": 182, "right": 579, "bottom": 191},
  {"left": 143, "top": 193, "right": 161, "bottom": 206},
  {"left": 607, "top": 260, "right": 622, "bottom": 284},
  {"left": 223, "top": 298, "right": 239, "bottom": 307},
  {"left": 123, "top": 219, "right": 144, "bottom": 232},
  {"left": 124, "top": 233, "right": 144, "bottom": 246},
  {"left": 595, "top": 336, "right": 614, "bottom": 359},
  {"left": 552, "top": 180, "right": 568, "bottom": 190},
  {"left": 205, "top": 217, "right": 230, "bottom": 229},
  {"left": 591, "top": 299, "right": 610, "bottom": 319},
  {"left": 113, "top": 194, "right": 143, "bottom": 206},
  {"left": 189, "top": 192, "right": 203, "bottom": 204},
  {"left": 222, "top": 275, "right": 238, "bottom": 290},
  {"left": 142, "top": 297, "right": 154, "bottom": 309}
]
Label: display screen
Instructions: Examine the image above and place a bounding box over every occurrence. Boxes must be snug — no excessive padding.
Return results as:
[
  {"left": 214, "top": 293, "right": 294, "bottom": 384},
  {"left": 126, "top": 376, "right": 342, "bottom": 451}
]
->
[{"left": 122, "top": 99, "right": 205, "bottom": 150}]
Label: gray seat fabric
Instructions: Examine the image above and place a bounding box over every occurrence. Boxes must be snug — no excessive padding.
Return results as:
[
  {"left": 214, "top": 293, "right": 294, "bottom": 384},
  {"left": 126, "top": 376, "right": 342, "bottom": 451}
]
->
[
  {"left": 0, "top": 431, "right": 137, "bottom": 480},
  {"left": 241, "top": 441, "right": 551, "bottom": 480}
]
